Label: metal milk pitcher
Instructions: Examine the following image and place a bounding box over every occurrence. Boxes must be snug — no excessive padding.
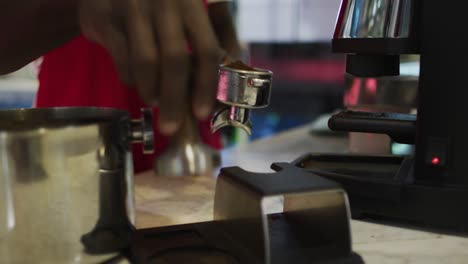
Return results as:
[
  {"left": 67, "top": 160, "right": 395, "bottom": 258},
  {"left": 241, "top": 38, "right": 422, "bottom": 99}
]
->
[{"left": 0, "top": 107, "right": 153, "bottom": 263}]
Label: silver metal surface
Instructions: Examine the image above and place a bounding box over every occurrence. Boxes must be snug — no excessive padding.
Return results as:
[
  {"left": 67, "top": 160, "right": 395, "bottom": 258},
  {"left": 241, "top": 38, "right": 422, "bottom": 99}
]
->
[
  {"left": 212, "top": 64, "right": 273, "bottom": 135},
  {"left": 214, "top": 164, "right": 354, "bottom": 264},
  {"left": 155, "top": 114, "right": 220, "bottom": 177},
  {"left": 0, "top": 107, "right": 154, "bottom": 263},
  {"left": 211, "top": 106, "right": 252, "bottom": 136},
  {"left": 335, "top": 0, "right": 413, "bottom": 38}
]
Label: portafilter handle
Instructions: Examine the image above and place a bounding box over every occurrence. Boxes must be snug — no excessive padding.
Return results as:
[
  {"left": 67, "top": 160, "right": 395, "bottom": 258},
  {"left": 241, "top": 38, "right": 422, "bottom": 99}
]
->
[{"left": 211, "top": 63, "right": 273, "bottom": 135}]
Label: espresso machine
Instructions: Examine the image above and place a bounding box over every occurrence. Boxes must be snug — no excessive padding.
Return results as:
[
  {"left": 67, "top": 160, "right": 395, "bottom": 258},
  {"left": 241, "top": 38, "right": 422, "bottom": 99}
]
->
[
  {"left": 102, "top": 1, "right": 466, "bottom": 262},
  {"left": 4, "top": 1, "right": 463, "bottom": 262},
  {"left": 292, "top": 0, "right": 468, "bottom": 232}
]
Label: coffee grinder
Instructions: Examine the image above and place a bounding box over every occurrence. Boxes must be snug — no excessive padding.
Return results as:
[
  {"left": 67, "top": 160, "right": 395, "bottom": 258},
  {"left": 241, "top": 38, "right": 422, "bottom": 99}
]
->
[{"left": 294, "top": 0, "right": 468, "bottom": 231}]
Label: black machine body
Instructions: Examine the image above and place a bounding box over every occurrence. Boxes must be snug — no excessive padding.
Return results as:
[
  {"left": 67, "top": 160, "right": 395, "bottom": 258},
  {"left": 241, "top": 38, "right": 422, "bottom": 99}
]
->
[{"left": 321, "top": 0, "right": 468, "bottom": 232}]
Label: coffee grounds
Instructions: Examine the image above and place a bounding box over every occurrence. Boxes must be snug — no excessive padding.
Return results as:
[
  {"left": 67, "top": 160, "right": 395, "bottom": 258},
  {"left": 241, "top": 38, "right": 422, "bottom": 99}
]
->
[{"left": 224, "top": 60, "right": 256, "bottom": 71}]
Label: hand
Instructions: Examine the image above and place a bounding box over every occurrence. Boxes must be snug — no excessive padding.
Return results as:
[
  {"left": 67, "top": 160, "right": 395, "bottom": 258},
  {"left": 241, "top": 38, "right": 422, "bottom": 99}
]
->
[{"left": 78, "top": 0, "right": 222, "bottom": 135}]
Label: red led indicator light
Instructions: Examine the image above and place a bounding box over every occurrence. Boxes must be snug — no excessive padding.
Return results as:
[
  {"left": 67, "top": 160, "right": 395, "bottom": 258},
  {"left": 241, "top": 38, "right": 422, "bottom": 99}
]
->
[{"left": 431, "top": 157, "right": 440, "bottom": 165}]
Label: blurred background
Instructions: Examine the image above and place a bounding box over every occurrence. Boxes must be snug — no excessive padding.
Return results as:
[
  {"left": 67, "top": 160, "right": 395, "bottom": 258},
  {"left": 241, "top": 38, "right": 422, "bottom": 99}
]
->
[
  {"left": 222, "top": 0, "right": 345, "bottom": 146},
  {"left": 0, "top": 0, "right": 346, "bottom": 147}
]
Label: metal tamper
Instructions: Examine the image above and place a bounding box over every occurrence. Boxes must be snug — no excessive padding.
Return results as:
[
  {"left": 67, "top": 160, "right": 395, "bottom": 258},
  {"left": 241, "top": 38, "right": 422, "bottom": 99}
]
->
[
  {"left": 154, "top": 113, "right": 221, "bottom": 177},
  {"left": 211, "top": 61, "right": 273, "bottom": 135}
]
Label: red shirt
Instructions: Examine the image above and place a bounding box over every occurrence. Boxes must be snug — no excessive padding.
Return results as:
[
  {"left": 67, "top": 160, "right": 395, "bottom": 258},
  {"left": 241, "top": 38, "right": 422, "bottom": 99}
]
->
[{"left": 35, "top": 0, "right": 221, "bottom": 173}]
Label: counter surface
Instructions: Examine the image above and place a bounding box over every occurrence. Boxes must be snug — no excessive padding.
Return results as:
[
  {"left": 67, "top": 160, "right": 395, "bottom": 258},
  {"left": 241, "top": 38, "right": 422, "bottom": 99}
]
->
[{"left": 135, "top": 125, "right": 468, "bottom": 264}]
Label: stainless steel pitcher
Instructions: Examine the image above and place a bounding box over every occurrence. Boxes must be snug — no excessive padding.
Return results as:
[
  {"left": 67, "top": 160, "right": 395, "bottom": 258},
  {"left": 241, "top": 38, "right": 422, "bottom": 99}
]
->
[{"left": 0, "top": 107, "right": 153, "bottom": 263}]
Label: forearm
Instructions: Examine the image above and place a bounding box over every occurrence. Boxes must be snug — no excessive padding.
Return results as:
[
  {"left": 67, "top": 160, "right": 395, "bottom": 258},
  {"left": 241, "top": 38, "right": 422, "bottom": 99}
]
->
[
  {"left": 0, "top": 0, "right": 80, "bottom": 74},
  {"left": 208, "top": 2, "right": 241, "bottom": 60}
]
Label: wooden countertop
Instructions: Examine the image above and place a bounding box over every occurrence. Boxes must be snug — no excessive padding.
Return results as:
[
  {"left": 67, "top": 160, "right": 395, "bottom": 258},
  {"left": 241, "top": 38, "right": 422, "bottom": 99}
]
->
[{"left": 134, "top": 125, "right": 468, "bottom": 264}]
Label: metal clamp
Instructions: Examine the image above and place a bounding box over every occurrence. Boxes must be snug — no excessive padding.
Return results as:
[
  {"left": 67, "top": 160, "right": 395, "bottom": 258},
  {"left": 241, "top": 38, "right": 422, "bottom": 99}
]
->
[
  {"left": 129, "top": 108, "right": 154, "bottom": 154},
  {"left": 214, "top": 163, "right": 362, "bottom": 264}
]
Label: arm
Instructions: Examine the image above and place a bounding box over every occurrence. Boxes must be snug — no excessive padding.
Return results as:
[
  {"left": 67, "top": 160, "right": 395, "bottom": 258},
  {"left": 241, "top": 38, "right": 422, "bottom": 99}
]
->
[
  {"left": 0, "top": 1, "right": 80, "bottom": 74},
  {"left": 207, "top": 1, "right": 242, "bottom": 60},
  {"left": 1, "top": 0, "right": 222, "bottom": 136}
]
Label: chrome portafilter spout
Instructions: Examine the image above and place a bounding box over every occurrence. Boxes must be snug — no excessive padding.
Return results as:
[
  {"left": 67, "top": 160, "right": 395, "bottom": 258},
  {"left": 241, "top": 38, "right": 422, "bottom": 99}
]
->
[
  {"left": 154, "top": 113, "right": 221, "bottom": 177},
  {"left": 211, "top": 61, "right": 273, "bottom": 136}
]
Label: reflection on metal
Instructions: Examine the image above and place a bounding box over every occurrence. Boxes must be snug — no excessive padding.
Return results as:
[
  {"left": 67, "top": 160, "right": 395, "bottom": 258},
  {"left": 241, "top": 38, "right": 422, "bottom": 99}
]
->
[
  {"left": 214, "top": 163, "right": 362, "bottom": 264},
  {"left": 212, "top": 106, "right": 252, "bottom": 135},
  {"left": 212, "top": 64, "right": 273, "bottom": 135},
  {"left": 0, "top": 107, "right": 154, "bottom": 263},
  {"left": 335, "top": 0, "right": 413, "bottom": 38},
  {"left": 155, "top": 114, "right": 221, "bottom": 177},
  {"left": 0, "top": 134, "right": 14, "bottom": 237},
  {"left": 344, "top": 73, "right": 418, "bottom": 109}
]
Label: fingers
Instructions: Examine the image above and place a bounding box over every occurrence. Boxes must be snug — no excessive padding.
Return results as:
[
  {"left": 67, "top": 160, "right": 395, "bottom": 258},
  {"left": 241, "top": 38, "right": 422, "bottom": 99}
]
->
[
  {"left": 85, "top": 23, "right": 133, "bottom": 85},
  {"left": 179, "top": 0, "right": 222, "bottom": 121},
  {"left": 102, "top": 26, "right": 133, "bottom": 85},
  {"left": 127, "top": 0, "right": 158, "bottom": 102},
  {"left": 79, "top": 4, "right": 133, "bottom": 85},
  {"left": 152, "top": 0, "right": 190, "bottom": 135}
]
